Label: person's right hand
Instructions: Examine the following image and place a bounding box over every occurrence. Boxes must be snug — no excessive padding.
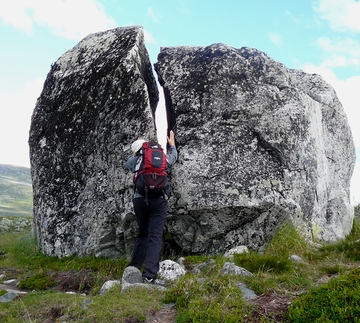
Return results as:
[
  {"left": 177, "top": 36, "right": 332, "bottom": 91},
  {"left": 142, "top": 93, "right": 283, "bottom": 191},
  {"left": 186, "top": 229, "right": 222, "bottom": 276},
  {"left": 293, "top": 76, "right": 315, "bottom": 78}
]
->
[{"left": 167, "top": 130, "right": 175, "bottom": 146}]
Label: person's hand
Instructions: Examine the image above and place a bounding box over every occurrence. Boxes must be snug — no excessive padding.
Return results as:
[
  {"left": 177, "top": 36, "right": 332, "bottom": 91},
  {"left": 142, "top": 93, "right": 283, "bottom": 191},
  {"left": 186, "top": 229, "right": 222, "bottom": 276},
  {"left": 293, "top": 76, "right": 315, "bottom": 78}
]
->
[{"left": 167, "top": 130, "right": 175, "bottom": 146}]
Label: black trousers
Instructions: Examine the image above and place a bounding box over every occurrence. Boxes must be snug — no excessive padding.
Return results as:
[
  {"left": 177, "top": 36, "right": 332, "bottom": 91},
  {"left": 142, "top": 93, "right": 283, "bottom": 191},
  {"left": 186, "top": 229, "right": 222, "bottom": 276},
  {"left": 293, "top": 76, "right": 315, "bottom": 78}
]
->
[{"left": 130, "top": 197, "right": 168, "bottom": 279}]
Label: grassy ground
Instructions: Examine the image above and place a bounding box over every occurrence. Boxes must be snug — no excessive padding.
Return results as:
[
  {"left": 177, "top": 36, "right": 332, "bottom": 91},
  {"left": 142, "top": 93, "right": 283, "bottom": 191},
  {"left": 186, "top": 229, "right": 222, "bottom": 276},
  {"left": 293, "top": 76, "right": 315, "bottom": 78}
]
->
[
  {"left": 0, "top": 164, "right": 32, "bottom": 218},
  {"left": 1, "top": 217, "right": 360, "bottom": 322}
]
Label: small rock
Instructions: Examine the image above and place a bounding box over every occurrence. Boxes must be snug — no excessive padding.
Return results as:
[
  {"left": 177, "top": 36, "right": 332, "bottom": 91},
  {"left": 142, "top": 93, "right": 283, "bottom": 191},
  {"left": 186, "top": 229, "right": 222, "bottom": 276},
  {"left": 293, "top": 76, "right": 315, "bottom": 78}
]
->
[
  {"left": 191, "top": 259, "right": 215, "bottom": 274},
  {"left": 177, "top": 257, "right": 186, "bottom": 267},
  {"left": 197, "top": 278, "right": 207, "bottom": 283},
  {"left": 99, "top": 280, "right": 121, "bottom": 295},
  {"left": 121, "top": 266, "right": 166, "bottom": 292},
  {"left": 158, "top": 260, "right": 186, "bottom": 281},
  {"left": 220, "top": 262, "right": 253, "bottom": 277},
  {"left": 0, "top": 287, "right": 27, "bottom": 296},
  {"left": 82, "top": 298, "right": 92, "bottom": 309},
  {"left": 0, "top": 292, "right": 18, "bottom": 303},
  {"left": 224, "top": 246, "right": 249, "bottom": 258},
  {"left": 235, "top": 282, "right": 257, "bottom": 300},
  {"left": 289, "top": 255, "right": 302, "bottom": 263},
  {"left": 122, "top": 266, "right": 142, "bottom": 285}
]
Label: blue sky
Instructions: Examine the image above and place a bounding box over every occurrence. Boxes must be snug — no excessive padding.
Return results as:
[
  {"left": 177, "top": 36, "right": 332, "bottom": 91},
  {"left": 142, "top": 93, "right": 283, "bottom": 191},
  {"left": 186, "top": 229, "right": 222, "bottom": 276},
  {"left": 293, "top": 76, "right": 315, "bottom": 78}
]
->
[{"left": 0, "top": 0, "right": 359, "bottom": 204}]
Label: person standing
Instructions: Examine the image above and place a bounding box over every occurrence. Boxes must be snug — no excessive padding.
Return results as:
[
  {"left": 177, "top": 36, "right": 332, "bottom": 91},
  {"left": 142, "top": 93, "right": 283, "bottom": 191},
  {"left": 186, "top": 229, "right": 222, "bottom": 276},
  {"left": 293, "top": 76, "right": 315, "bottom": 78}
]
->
[{"left": 125, "top": 130, "right": 177, "bottom": 283}]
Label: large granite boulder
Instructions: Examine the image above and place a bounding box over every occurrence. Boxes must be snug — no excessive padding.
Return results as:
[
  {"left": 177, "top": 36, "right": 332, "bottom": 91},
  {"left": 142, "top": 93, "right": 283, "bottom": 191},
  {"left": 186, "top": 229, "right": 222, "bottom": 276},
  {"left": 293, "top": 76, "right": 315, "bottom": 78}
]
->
[
  {"left": 29, "top": 27, "right": 355, "bottom": 258},
  {"left": 155, "top": 44, "right": 356, "bottom": 253},
  {"left": 29, "top": 26, "right": 158, "bottom": 257}
]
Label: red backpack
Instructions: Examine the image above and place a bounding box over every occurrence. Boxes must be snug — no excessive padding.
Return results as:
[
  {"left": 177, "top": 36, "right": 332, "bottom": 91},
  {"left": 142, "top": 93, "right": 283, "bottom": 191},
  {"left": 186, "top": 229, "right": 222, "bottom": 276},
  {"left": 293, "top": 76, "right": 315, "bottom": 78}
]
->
[{"left": 133, "top": 142, "right": 170, "bottom": 201}]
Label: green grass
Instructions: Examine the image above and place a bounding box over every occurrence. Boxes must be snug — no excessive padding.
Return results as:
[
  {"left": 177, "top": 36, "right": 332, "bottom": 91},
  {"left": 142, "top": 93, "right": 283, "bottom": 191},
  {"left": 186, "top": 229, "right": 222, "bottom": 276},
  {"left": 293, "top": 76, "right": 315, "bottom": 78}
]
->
[
  {"left": 163, "top": 275, "right": 249, "bottom": 323},
  {"left": 0, "top": 288, "right": 165, "bottom": 323},
  {"left": 0, "top": 164, "right": 33, "bottom": 217},
  {"left": 286, "top": 268, "right": 360, "bottom": 322},
  {"left": 1, "top": 217, "right": 360, "bottom": 322}
]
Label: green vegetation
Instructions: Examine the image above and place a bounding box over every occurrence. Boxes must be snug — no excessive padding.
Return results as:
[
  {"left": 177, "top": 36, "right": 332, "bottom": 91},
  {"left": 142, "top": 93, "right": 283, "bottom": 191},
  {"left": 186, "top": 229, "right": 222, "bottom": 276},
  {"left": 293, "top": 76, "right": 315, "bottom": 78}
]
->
[
  {"left": 234, "top": 252, "right": 292, "bottom": 274},
  {"left": 164, "top": 275, "right": 248, "bottom": 323},
  {"left": 287, "top": 268, "right": 360, "bottom": 322},
  {"left": 1, "top": 216, "right": 360, "bottom": 322},
  {"left": 18, "top": 272, "right": 57, "bottom": 290},
  {"left": 355, "top": 203, "right": 360, "bottom": 218},
  {"left": 0, "top": 287, "right": 164, "bottom": 323},
  {"left": 0, "top": 164, "right": 33, "bottom": 217}
]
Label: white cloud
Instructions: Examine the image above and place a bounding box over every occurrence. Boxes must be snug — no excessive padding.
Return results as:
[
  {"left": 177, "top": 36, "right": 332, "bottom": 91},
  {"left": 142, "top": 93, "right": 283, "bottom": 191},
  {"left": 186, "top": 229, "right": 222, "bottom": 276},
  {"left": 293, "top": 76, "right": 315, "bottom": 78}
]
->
[
  {"left": 268, "top": 32, "right": 282, "bottom": 46},
  {"left": 351, "top": 162, "right": 360, "bottom": 205},
  {"left": 147, "top": 7, "right": 160, "bottom": 23},
  {"left": 303, "top": 63, "right": 360, "bottom": 148},
  {"left": 0, "top": 1, "right": 33, "bottom": 33},
  {"left": 156, "top": 87, "right": 167, "bottom": 149},
  {"left": 314, "top": 0, "right": 360, "bottom": 33},
  {"left": 143, "top": 29, "right": 156, "bottom": 44},
  {"left": 0, "top": 77, "right": 44, "bottom": 167},
  {"left": 0, "top": 0, "right": 117, "bottom": 40},
  {"left": 302, "top": 63, "right": 360, "bottom": 204},
  {"left": 316, "top": 37, "right": 360, "bottom": 69}
]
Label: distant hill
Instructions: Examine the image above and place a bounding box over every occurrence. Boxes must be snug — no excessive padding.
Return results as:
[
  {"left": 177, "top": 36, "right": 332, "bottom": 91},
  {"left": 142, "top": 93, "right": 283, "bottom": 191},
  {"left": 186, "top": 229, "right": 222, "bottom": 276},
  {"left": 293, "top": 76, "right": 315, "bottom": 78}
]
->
[{"left": 0, "top": 164, "right": 33, "bottom": 217}]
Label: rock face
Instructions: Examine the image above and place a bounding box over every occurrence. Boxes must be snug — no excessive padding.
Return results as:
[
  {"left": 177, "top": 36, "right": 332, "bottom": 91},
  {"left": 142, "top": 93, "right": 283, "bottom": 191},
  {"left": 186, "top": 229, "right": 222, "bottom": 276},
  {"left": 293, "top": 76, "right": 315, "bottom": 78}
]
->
[
  {"left": 155, "top": 44, "right": 356, "bottom": 253},
  {"left": 29, "top": 27, "right": 356, "bottom": 258},
  {"left": 29, "top": 26, "right": 159, "bottom": 257}
]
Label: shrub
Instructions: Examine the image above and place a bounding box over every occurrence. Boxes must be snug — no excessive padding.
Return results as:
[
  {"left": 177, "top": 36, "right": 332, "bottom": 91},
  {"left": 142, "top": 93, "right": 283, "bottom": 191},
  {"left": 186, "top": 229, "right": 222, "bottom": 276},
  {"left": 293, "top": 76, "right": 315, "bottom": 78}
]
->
[
  {"left": 286, "top": 268, "right": 360, "bottom": 322},
  {"left": 317, "top": 219, "right": 360, "bottom": 262},
  {"left": 233, "top": 251, "right": 292, "bottom": 274},
  {"left": 19, "top": 273, "right": 57, "bottom": 290},
  {"left": 265, "top": 222, "right": 309, "bottom": 257},
  {"left": 163, "top": 275, "right": 250, "bottom": 323}
]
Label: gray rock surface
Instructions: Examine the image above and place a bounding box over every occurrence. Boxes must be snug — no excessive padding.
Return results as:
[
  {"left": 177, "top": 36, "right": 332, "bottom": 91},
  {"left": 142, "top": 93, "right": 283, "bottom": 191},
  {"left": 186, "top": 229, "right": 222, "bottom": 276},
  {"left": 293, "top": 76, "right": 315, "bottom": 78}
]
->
[
  {"left": 29, "top": 27, "right": 355, "bottom": 258},
  {"left": 158, "top": 259, "right": 186, "bottom": 281},
  {"left": 190, "top": 259, "right": 216, "bottom": 274},
  {"left": 235, "top": 282, "right": 257, "bottom": 300},
  {"left": 99, "top": 280, "right": 121, "bottom": 295},
  {"left": 0, "top": 292, "right": 18, "bottom": 303},
  {"left": 224, "top": 246, "right": 249, "bottom": 258},
  {"left": 155, "top": 44, "right": 355, "bottom": 253},
  {"left": 0, "top": 279, "right": 28, "bottom": 303},
  {"left": 29, "top": 26, "right": 158, "bottom": 258},
  {"left": 289, "top": 254, "right": 303, "bottom": 263},
  {"left": 121, "top": 266, "right": 166, "bottom": 292},
  {"left": 220, "top": 262, "right": 253, "bottom": 277}
]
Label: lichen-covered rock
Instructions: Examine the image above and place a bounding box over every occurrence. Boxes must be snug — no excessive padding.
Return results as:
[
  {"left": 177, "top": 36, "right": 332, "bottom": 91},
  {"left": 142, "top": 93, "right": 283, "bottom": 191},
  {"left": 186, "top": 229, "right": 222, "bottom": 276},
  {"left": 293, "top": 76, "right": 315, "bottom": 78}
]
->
[
  {"left": 155, "top": 44, "right": 356, "bottom": 253},
  {"left": 158, "top": 260, "right": 186, "bottom": 281},
  {"left": 29, "top": 26, "right": 159, "bottom": 257},
  {"left": 220, "top": 262, "right": 253, "bottom": 277},
  {"left": 29, "top": 30, "right": 355, "bottom": 259}
]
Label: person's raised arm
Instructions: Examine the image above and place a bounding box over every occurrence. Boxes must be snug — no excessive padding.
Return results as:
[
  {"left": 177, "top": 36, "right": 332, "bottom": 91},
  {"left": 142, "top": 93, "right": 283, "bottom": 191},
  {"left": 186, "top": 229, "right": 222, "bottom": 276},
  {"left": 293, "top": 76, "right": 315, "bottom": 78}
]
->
[
  {"left": 166, "top": 130, "right": 177, "bottom": 165},
  {"left": 167, "top": 130, "right": 175, "bottom": 146}
]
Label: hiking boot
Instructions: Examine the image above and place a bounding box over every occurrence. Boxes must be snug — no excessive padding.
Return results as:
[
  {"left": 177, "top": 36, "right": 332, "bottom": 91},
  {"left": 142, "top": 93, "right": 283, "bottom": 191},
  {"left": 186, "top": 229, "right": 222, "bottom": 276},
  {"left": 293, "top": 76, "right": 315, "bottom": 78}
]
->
[
  {"left": 142, "top": 277, "right": 166, "bottom": 287},
  {"left": 142, "top": 277, "right": 154, "bottom": 284}
]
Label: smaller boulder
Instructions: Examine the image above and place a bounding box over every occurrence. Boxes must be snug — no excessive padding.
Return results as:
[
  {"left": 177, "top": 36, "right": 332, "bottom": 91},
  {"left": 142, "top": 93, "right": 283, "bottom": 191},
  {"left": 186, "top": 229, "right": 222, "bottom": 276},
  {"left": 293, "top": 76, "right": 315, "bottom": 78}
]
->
[
  {"left": 158, "top": 260, "right": 186, "bottom": 281},
  {"left": 224, "top": 246, "right": 249, "bottom": 258},
  {"left": 121, "top": 266, "right": 166, "bottom": 291},
  {"left": 121, "top": 266, "right": 142, "bottom": 292},
  {"left": 0, "top": 292, "right": 18, "bottom": 303},
  {"left": 99, "top": 280, "right": 121, "bottom": 295},
  {"left": 122, "top": 266, "right": 143, "bottom": 284},
  {"left": 235, "top": 282, "right": 257, "bottom": 300},
  {"left": 191, "top": 259, "right": 216, "bottom": 274},
  {"left": 289, "top": 255, "right": 303, "bottom": 263},
  {"left": 220, "top": 262, "right": 253, "bottom": 277}
]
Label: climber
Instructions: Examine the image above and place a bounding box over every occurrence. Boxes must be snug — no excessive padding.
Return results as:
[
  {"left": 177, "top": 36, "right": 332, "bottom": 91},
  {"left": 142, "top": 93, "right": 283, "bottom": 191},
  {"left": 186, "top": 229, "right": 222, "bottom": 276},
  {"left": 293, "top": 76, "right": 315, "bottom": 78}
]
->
[{"left": 125, "top": 130, "right": 177, "bottom": 283}]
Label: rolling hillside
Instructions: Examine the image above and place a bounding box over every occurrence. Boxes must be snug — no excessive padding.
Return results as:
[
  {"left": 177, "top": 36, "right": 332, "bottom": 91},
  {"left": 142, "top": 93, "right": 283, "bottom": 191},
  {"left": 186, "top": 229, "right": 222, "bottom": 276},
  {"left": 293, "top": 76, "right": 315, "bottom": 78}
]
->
[{"left": 0, "top": 164, "right": 33, "bottom": 217}]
